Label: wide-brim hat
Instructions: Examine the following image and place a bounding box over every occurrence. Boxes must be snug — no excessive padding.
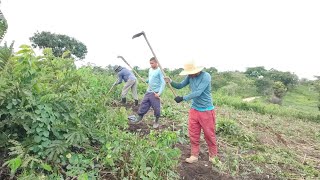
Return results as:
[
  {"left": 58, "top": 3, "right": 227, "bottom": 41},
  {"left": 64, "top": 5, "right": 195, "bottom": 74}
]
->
[{"left": 179, "top": 61, "right": 204, "bottom": 76}]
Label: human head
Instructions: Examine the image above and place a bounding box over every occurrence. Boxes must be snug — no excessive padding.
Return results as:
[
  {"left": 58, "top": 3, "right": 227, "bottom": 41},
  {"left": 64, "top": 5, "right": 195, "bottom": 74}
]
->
[
  {"left": 114, "top": 65, "right": 122, "bottom": 72},
  {"left": 149, "top": 57, "right": 158, "bottom": 69},
  {"left": 179, "top": 61, "right": 204, "bottom": 77}
]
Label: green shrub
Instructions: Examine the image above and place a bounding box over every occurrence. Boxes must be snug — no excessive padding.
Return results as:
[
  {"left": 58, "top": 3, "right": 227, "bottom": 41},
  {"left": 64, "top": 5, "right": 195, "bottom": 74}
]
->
[
  {"left": 0, "top": 45, "right": 181, "bottom": 179},
  {"left": 216, "top": 118, "right": 240, "bottom": 136}
]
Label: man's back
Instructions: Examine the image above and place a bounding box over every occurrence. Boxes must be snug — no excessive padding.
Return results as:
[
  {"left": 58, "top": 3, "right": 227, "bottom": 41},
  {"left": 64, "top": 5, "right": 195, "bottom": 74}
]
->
[{"left": 118, "top": 68, "right": 136, "bottom": 82}]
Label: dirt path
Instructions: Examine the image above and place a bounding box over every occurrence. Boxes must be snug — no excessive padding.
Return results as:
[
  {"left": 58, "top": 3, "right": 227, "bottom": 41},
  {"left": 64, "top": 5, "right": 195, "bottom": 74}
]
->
[
  {"left": 242, "top": 96, "right": 260, "bottom": 102},
  {"left": 126, "top": 107, "right": 233, "bottom": 180},
  {"left": 176, "top": 143, "right": 233, "bottom": 180}
]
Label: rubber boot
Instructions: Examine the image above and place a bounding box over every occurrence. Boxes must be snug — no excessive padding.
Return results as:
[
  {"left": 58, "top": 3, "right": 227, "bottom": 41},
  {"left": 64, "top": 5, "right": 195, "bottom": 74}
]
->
[
  {"left": 121, "top": 97, "right": 126, "bottom": 104},
  {"left": 134, "top": 115, "right": 143, "bottom": 123}
]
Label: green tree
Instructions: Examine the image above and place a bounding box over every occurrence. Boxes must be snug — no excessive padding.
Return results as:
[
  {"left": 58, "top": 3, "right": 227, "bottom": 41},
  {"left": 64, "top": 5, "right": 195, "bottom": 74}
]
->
[
  {"left": 30, "top": 31, "right": 87, "bottom": 59},
  {"left": 255, "top": 77, "right": 273, "bottom": 96},
  {"left": 220, "top": 82, "right": 238, "bottom": 96},
  {"left": 273, "top": 81, "right": 287, "bottom": 98},
  {"left": 168, "top": 68, "right": 184, "bottom": 77},
  {"left": 204, "top": 67, "right": 218, "bottom": 75},
  {"left": 245, "top": 66, "right": 267, "bottom": 78},
  {"left": 0, "top": 2, "right": 8, "bottom": 44},
  {"left": 266, "top": 69, "right": 298, "bottom": 89},
  {"left": 213, "top": 71, "right": 257, "bottom": 97},
  {"left": 0, "top": 42, "right": 14, "bottom": 71}
]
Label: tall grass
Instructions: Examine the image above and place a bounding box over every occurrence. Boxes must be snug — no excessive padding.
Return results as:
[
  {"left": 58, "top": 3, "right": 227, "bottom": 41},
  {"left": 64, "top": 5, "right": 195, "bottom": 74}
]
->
[{"left": 214, "top": 92, "right": 320, "bottom": 122}]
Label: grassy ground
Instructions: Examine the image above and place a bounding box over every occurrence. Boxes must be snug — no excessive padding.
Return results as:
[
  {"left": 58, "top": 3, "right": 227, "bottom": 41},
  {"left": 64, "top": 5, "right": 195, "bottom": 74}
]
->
[
  {"left": 155, "top": 84, "right": 320, "bottom": 179},
  {"left": 129, "top": 84, "right": 320, "bottom": 179},
  {"left": 282, "top": 85, "right": 319, "bottom": 113},
  {"left": 216, "top": 105, "right": 320, "bottom": 179}
]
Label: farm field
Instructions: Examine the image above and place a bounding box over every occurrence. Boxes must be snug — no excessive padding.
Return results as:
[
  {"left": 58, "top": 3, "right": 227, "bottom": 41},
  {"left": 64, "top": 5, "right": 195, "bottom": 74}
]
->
[{"left": 0, "top": 45, "right": 319, "bottom": 179}]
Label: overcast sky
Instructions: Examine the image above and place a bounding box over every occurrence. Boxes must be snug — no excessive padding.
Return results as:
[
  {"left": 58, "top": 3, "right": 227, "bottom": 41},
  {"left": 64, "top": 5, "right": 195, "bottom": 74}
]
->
[{"left": 2, "top": 0, "right": 319, "bottom": 79}]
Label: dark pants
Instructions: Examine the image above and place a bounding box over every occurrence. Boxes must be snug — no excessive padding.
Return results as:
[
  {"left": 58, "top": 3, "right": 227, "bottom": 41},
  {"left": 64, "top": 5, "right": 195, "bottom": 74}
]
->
[{"left": 137, "top": 92, "right": 161, "bottom": 118}]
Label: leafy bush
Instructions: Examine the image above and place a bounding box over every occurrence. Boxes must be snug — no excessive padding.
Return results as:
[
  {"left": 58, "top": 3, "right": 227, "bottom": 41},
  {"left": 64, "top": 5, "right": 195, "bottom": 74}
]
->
[
  {"left": 0, "top": 45, "right": 180, "bottom": 179},
  {"left": 273, "top": 81, "right": 287, "bottom": 98},
  {"left": 255, "top": 77, "right": 273, "bottom": 96},
  {"left": 213, "top": 71, "right": 257, "bottom": 97},
  {"left": 216, "top": 118, "right": 240, "bottom": 136}
]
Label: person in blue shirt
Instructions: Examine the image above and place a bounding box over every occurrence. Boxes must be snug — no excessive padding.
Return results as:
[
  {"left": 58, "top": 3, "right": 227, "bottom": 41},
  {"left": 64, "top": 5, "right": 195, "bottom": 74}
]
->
[
  {"left": 114, "top": 65, "right": 138, "bottom": 106},
  {"left": 165, "top": 61, "right": 218, "bottom": 163},
  {"left": 133, "top": 57, "right": 165, "bottom": 129}
]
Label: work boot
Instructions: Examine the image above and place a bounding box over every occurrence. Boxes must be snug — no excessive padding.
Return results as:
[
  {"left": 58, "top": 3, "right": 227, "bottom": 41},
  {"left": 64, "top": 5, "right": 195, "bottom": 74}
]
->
[
  {"left": 135, "top": 100, "right": 139, "bottom": 106},
  {"left": 133, "top": 115, "right": 143, "bottom": 124},
  {"left": 121, "top": 98, "right": 126, "bottom": 104},
  {"left": 185, "top": 156, "right": 198, "bottom": 163},
  {"left": 153, "top": 117, "right": 160, "bottom": 129}
]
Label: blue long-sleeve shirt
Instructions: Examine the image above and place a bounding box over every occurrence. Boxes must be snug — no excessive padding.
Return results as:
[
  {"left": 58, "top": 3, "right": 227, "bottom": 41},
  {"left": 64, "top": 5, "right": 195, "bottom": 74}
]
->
[
  {"left": 116, "top": 68, "right": 136, "bottom": 84},
  {"left": 146, "top": 67, "right": 165, "bottom": 95},
  {"left": 171, "top": 71, "right": 214, "bottom": 111}
]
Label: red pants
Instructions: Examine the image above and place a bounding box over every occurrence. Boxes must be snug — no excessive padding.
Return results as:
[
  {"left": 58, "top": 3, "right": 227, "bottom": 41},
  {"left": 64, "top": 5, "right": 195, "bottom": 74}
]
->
[{"left": 188, "top": 109, "right": 218, "bottom": 157}]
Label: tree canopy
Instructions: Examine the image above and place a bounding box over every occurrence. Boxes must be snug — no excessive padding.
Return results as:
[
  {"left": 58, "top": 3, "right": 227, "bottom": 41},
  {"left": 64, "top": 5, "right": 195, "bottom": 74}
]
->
[{"left": 30, "top": 31, "right": 87, "bottom": 60}]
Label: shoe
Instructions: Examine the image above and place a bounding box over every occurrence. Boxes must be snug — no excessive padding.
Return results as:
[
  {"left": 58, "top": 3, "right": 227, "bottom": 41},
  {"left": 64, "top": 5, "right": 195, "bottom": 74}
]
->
[
  {"left": 132, "top": 115, "right": 143, "bottom": 123},
  {"left": 128, "top": 115, "right": 136, "bottom": 122},
  {"left": 153, "top": 122, "right": 159, "bottom": 129},
  {"left": 209, "top": 156, "right": 217, "bottom": 163},
  {"left": 135, "top": 100, "right": 138, "bottom": 106},
  {"left": 153, "top": 117, "right": 160, "bottom": 128},
  {"left": 121, "top": 98, "right": 126, "bottom": 104},
  {"left": 185, "top": 156, "right": 198, "bottom": 163}
]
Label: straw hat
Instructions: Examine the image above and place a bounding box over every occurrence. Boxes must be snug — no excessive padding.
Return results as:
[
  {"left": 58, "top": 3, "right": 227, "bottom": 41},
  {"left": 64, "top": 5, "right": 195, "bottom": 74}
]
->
[{"left": 179, "top": 61, "right": 204, "bottom": 76}]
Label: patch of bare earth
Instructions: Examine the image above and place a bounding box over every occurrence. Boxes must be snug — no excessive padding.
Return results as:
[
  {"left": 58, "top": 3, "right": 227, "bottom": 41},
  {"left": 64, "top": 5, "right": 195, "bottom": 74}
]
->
[
  {"left": 122, "top": 103, "right": 233, "bottom": 179},
  {"left": 176, "top": 143, "right": 233, "bottom": 180},
  {"left": 0, "top": 149, "right": 10, "bottom": 180},
  {"left": 119, "top": 104, "right": 288, "bottom": 179}
]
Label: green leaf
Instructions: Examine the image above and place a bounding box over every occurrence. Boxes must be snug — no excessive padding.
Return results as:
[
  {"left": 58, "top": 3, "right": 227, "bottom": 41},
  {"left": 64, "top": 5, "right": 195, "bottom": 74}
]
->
[
  {"left": 147, "top": 171, "right": 156, "bottom": 178},
  {"left": 12, "top": 99, "right": 18, "bottom": 105},
  {"left": 41, "top": 111, "right": 49, "bottom": 118},
  {"left": 49, "top": 116, "right": 56, "bottom": 122},
  {"left": 6, "top": 157, "right": 22, "bottom": 175},
  {"left": 6, "top": 103, "right": 12, "bottom": 109},
  {"left": 70, "top": 113, "right": 77, "bottom": 119},
  {"left": 34, "top": 136, "right": 42, "bottom": 143},
  {"left": 37, "top": 104, "right": 44, "bottom": 109},
  {"left": 78, "top": 173, "right": 89, "bottom": 180},
  {"left": 54, "top": 112, "right": 60, "bottom": 118},
  {"left": 41, "top": 140, "right": 50, "bottom": 148},
  {"left": 36, "top": 127, "right": 42, "bottom": 133},
  {"left": 43, "top": 130, "right": 49, "bottom": 137},
  {"left": 41, "top": 163, "right": 52, "bottom": 172}
]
